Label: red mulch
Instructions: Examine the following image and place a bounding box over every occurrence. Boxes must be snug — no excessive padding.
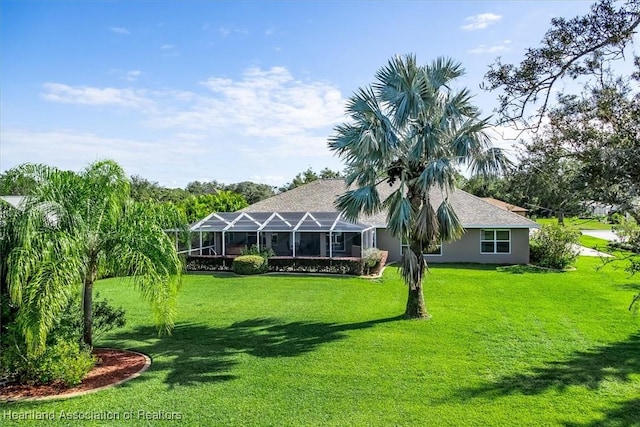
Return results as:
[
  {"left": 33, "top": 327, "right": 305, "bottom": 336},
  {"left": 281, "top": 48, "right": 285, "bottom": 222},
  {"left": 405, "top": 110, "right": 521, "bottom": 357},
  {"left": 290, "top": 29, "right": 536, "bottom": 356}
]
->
[{"left": 0, "top": 348, "right": 148, "bottom": 401}]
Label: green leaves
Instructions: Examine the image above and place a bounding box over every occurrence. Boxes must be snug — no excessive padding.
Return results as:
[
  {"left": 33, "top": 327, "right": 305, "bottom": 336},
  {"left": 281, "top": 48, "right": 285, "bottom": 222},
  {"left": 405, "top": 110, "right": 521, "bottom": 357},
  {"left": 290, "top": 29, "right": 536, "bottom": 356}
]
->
[
  {"left": 4, "top": 160, "right": 187, "bottom": 356},
  {"left": 437, "top": 200, "right": 464, "bottom": 241},
  {"left": 335, "top": 186, "right": 381, "bottom": 223},
  {"left": 384, "top": 188, "right": 414, "bottom": 238},
  {"left": 328, "top": 54, "right": 508, "bottom": 309}
]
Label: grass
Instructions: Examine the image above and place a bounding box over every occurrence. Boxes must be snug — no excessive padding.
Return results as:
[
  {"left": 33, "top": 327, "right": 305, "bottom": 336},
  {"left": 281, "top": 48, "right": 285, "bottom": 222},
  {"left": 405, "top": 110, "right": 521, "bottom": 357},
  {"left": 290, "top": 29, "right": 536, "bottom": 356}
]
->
[
  {"left": 4, "top": 261, "right": 640, "bottom": 426},
  {"left": 537, "top": 217, "right": 613, "bottom": 230}
]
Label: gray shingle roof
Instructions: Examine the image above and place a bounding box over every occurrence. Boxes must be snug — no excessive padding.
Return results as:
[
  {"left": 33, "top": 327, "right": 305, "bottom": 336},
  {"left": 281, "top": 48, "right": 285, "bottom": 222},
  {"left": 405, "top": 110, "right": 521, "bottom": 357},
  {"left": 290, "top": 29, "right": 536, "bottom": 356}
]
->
[{"left": 243, "top": 179, "right": 538, "bottom": 229}]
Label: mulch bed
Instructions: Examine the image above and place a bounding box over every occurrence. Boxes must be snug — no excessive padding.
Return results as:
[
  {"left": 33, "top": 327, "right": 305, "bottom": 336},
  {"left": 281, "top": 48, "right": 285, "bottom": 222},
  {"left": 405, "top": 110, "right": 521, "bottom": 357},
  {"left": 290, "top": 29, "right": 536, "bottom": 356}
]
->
[{"left": 0, "top": 348, "right": 149, "bottom": 402}]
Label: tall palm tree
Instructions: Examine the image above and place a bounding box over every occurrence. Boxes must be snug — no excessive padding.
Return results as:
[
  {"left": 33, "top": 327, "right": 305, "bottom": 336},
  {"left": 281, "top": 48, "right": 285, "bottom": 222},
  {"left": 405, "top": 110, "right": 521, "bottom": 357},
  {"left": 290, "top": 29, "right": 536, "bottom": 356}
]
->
[
  {"left": 4, "top": 160, "right": 186, "bottom": 355},
  {"left": 329, "top": 55, "right": 510, "bottom": 319}
]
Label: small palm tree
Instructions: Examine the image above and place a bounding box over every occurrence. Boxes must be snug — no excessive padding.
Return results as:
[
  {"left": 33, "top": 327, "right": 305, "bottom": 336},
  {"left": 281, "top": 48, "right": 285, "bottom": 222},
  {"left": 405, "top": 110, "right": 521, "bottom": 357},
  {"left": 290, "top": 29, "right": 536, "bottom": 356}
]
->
[
  {"left": 329, "top": 55, "right": 510, "bottom": 319},
  {"left": 4, "top": 160, "right": 186, "bottom": 355}
]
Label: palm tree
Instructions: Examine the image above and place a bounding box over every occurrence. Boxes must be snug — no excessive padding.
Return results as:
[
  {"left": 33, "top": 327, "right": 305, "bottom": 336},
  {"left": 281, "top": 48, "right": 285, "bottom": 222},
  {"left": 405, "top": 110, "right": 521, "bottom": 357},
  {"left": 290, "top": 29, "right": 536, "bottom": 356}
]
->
[
  {"left": 4, "top": 160, "right": 186, "bottom": 355},
  {"left": 329, "top": 55, "right": 510, "bottom": 319}
]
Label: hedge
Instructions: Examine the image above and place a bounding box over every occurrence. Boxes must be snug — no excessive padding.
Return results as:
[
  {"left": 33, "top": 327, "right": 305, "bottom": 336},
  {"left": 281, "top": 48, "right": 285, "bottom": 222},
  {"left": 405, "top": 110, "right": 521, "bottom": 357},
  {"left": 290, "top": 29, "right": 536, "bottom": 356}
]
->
[{"left": 185, "top": 256, "right": 367, "bottom": 275}]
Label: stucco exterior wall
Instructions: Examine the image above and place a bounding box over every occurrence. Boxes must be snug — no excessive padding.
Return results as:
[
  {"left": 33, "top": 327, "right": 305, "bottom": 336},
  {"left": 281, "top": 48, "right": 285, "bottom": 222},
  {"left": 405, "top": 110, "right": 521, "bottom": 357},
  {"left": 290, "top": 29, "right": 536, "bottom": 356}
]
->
[
  {"left": 424, "top": 228, "right": 530, "bottom": 264},
  {"left": 376, "top": 227, "right": 530, "bottom": 264},
  {"left": 376, "top": 228, "right": 402, "bottom": 263}
]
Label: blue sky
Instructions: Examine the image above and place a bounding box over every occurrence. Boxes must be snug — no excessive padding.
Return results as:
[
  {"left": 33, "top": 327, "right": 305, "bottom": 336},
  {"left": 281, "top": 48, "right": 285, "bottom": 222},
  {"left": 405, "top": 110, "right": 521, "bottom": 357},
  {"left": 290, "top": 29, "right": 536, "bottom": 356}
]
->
[{"left": 0, "top": 1, "right": 608, "bottom": 188}]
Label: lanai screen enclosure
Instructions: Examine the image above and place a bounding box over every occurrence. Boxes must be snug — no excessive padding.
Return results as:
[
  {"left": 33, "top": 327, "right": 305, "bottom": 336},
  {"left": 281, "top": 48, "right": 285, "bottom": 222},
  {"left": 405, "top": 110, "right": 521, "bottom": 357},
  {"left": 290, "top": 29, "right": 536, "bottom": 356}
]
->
[{"left": 184, "top": 211, "right": 376, "bottom": 258}]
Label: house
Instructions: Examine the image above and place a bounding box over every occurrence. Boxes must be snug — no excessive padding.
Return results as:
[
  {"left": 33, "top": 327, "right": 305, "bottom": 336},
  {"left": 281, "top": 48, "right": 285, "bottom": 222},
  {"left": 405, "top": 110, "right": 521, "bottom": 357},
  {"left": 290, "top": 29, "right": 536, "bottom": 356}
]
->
[
  {"left": 189, "top": 179, "right": 539, "bottom": 264},
  {"left": 481, "top": 197, "right": 528, "bottom": 217}
]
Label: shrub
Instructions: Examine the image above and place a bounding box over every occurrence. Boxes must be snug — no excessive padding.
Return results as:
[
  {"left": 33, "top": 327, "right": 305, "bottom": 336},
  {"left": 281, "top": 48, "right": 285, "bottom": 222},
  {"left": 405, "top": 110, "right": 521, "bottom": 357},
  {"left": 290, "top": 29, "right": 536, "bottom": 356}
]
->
[
  {"left": 0, "top": 292, "right": 124, "bottom": 386},
  {"left": 612, "top": 216, "right": 639, "bottom": 247},
  {"left": 268, "top": 257, "right": 364, "bottom": 275},
  {"left": 56, "top": 292, "right": 126, "bottom": 343},
  {"left": 530, "top": 224, "right": 580, "bottom": 269},
  {"left": 1, "top": 327, "right": 96, "bottom": 386},
  {"left": 362, "top": 248, "right": 384, "bottom": 275},
  {"left": 240, "top": 244, "right": 275, "bottom": 259},
  {"left": 233, "top": 255, "right": 268, "bottom": 275},
  {"left": 186, "top": 256, "right": 232, "bottom": 271}
]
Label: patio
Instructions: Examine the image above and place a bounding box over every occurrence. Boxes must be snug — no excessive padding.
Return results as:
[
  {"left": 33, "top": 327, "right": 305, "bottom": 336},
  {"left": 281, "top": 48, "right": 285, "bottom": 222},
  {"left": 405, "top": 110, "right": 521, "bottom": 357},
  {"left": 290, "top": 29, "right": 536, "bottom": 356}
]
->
[{"left": 182, "top": 211, "right": 376, "bottom": 258}]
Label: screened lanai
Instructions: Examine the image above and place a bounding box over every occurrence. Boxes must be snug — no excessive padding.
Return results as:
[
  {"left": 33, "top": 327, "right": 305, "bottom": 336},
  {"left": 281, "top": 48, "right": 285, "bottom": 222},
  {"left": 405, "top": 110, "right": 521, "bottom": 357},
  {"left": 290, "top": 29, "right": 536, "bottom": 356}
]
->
[{"left": 185, "top": 211, "right": 376, "bottom": 258}]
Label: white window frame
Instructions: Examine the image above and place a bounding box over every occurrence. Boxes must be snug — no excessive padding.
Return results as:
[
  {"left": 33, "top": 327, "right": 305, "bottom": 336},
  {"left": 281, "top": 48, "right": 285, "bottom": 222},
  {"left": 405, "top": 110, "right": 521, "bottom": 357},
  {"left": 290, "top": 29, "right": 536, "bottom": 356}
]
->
[{"left": 480, "top": 229, "right": 511, "bottom": 254}]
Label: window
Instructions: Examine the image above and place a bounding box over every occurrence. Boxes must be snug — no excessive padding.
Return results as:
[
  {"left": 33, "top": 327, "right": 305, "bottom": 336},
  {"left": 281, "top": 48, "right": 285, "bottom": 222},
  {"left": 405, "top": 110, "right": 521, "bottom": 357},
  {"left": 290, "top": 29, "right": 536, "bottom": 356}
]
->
[
  {"left": 331, "top": 232, "right": 345, "bottom": 252},
  {"left": 271, "top": 233, "right": 278, "bottom": 246},
  {"left": 402, "top": 236, "right": 442, "bottom": 256},
  {"left": 480, "top": 229, "right": 510, "bottom": 254},
  {"left": 424, "top": 241, "right": 442, "bottom": 256}
]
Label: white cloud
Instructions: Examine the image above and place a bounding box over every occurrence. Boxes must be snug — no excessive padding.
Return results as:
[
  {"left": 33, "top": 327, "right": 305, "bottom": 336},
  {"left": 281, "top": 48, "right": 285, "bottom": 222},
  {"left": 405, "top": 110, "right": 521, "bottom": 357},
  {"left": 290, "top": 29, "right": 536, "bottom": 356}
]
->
[
  {"left": 249, "top": 175, "right": 285, "bottom": 186},
  {"left": 461, "top": 13, "right": 501, "bottom": 31},
  {"left": 148, "top": 66, "right": 346, "bottom": 158},
  {"left": 41, "top": 83, "right": 154, "bottom": 111},
  {"left": 0, "top": 128, "right": 208, "bottom": 187},
  {"left": 124, "top": 70, "right": 142, "bottom": 82},
  {"left": 467, "top": 44, "right": 510, "bottom": 54},
  {"left": 161, "top": 44, "right": 175, "bottom": 50},
  {"left": 110, "top": 69, "right": 142, "bottom": 82},
  {"left": 15, "top": 67, "right": 347, "bottom": 186},
  {"left": 110, "top": 27, "right": 130, "bottom": 34},
  {"left": 218, "top": 26, "right": 248, "bottom": 37}
]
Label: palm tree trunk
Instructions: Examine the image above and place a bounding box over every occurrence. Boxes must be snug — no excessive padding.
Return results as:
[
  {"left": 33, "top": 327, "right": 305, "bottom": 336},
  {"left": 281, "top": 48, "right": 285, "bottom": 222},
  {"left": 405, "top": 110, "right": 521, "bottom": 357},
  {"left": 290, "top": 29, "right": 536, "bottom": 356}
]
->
[
  {"left": 404, "top": 190, "right": 431, "bottom": 320},
  {"left": 83, "top": 259, "right": 97, "bottom": 348},
  {"left": 405, "top": 283, "right": 430, "bottom": 318},
  {"left": 83, "top": 278, "right": 93, "bottom": 347},
  {"left": 404, "top": 249, "right": 431, "bottom": 319}
]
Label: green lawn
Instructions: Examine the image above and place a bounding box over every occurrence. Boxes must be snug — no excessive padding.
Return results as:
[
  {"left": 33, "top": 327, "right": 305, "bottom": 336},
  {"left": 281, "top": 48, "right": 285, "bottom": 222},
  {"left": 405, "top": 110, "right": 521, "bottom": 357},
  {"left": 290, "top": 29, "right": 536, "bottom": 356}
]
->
[
  {"left": 537, "top": 217, "right": 613, "bottom": 230},
  {"left": 4, "top": 260, "right": 639, "bottom": 426}
]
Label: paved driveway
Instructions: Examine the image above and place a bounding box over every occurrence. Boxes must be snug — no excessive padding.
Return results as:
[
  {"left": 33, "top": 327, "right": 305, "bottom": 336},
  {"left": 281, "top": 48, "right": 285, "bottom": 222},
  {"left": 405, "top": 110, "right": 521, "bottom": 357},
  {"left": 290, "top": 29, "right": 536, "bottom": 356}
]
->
[{"left": 580, "top": 230, "right": 619, "bottom": 242}]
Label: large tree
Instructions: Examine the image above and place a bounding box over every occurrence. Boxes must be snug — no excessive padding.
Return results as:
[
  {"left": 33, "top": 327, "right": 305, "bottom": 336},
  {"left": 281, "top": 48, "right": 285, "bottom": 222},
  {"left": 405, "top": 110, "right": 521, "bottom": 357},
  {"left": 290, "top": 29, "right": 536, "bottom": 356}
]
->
[
  {"left": 484, "top": 0, "right": 639, "bottom": 130},
  {"left": 3, "top": 160, "right": 185, "bottom": 355},
  {"left": 224, "top": 181, "right": 276, "bottom": 205},
  {"left": 329, "top": 55, "right": 510, "bottom": 319},
  {"left": 507, "top": 137, "right": 585, "bottom": 222},
  {"left": 279, "top": 167, "right": 343, "bottom": 192},
  {"left": 176, "top": 191, "right": 248, "bottom": 223}
]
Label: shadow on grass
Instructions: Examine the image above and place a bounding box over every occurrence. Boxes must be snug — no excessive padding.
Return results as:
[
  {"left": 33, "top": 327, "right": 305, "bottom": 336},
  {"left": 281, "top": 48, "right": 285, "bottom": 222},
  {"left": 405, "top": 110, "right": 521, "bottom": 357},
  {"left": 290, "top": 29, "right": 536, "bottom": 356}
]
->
[
  {"left": 495, "top": 265, "right": 556, "bottom": 274},
  {"left": 102, "top": 315, "right": 402, "bottom": 389},
  {"left": 563, "top": 398, "right": 640, "bottom": 426},
  {"left": 617, "top": 283, "right": 640, "bottom": 292},
  {"left": 458, "top": 333, "right": 639, "bottom": 398}
]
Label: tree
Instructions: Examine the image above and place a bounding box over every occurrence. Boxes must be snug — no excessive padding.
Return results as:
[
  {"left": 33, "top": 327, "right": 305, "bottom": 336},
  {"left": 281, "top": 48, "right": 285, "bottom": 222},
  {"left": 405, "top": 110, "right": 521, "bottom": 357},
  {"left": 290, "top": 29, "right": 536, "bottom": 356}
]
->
[
  {"left": 0, "top": 165, "right": 39, "bottom": 195},
  {"left": 328, "top": 55, "right": 510, "bottom": 319},
  {"left": 484, "top": 0, "right": 640, "bottom": 130},
  {"left": 130, "top": 175, "right": 190, "bottom": 204},
  {"left": 3, "top": 160, "right": 186, "bottom": 355},
  {"left": 459, "top": 175, "right": 509, "bottom": 200},
  {"left": 279, "top": 167, "right": 343, "bottom": 192},
  {"left": 506, "top": 136, "right": 585, "bottom": 223},
  {"left": 176, "top": 191, "right": 248, "bottom": 223},
  {"left": 224, "top": 181, "right": 275, "bottom": 204},
  {"left": 185, "top": 180, "right": 223, "bottom": 195},
  {"left": 504, "top": 68, "right": 639, "bottom": 222}
]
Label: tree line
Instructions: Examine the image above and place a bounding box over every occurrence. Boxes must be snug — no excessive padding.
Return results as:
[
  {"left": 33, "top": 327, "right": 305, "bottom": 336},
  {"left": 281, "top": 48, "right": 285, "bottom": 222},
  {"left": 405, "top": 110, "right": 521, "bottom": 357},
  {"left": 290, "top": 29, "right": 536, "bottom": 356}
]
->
[{"left": 0, "top": 166, "right": 342, "bottom": 223}]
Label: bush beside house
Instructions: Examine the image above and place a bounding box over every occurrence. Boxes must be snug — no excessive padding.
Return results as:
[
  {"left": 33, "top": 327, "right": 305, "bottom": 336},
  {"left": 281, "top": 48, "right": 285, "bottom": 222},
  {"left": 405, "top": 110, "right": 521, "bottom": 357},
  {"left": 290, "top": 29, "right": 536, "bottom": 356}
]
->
[{"left": 530, "top": 224, "right": 580, "bottom": 269}]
